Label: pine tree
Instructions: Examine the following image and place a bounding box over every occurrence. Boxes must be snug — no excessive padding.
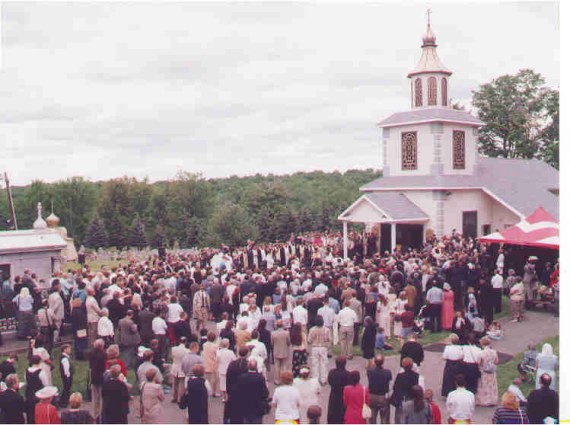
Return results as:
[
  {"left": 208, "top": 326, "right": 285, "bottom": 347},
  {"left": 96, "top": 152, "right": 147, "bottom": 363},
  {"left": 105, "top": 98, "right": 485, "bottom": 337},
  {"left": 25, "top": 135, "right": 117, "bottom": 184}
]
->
[
  {"left": 84, "top": 214, "right": 108, "bottom": 249},
  {"left": 128, "top": 214, "right": 147, "bottom": 249},
  {"left": 151, "top": 224, "right": 167, "bottom": 249}
]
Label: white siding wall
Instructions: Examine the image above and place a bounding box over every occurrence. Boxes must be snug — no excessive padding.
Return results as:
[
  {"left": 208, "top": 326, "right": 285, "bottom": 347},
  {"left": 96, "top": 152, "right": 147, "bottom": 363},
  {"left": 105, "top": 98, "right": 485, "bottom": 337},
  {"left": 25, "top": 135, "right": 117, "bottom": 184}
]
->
[
  {"left": 381, "top": 189, "right": 522, "bottom": 238},
  {"left": 0, "top": 251, "right": 60, "bottom": 282}
]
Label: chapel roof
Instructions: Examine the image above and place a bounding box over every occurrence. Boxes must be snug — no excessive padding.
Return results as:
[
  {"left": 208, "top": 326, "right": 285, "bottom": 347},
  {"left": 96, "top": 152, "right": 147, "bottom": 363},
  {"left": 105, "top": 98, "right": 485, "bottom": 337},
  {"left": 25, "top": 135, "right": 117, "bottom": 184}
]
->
[
  {"left": 361, "top": 157, "right": 559, "bottom": 220},
  {"left": 407, "top": 23, "right": 452, "bottom": 78},
  {"left": 365, "top": 192, "right": 429, "bottom": 221},
  {"left": 378, "top": 107, "right": 483, "bottom": 128}
]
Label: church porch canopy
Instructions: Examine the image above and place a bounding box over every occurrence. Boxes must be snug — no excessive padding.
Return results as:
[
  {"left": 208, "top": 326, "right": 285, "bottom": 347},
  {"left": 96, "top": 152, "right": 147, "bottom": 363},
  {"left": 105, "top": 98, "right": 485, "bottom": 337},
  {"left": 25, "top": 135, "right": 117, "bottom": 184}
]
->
[
  {"left": 338, "top": 192, "right": 429, "bottom": 224},
  {"left": 338, "top": 193, "right": 429, "bottom": 259}
]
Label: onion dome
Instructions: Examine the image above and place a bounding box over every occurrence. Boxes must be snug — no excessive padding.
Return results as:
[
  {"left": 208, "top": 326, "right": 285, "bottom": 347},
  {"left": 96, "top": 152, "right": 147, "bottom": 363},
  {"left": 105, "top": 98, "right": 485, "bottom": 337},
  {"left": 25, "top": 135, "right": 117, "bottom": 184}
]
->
[
  {"left": 46, "top": 212, "right": 60, "bottom": 228},
  {"left": 33, "top": 202, "right": 48, "bottom": 230},
  {"left": 407, "top": 23, "right": 452, "bottom": 78},
  {"left": 422, "top": 24, "right": 437, "bottom": 47}
]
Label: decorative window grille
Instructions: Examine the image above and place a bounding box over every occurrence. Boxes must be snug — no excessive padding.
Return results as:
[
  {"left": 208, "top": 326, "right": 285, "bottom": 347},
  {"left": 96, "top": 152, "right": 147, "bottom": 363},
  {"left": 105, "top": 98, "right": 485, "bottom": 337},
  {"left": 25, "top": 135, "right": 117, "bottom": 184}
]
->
[
  {"left": 453, "top": 130, "right": 466, "bottom": 169},
  {"left": 442, "top": 78, "right": 448, "bottom": 106},
  {"left": 401, "top": 132, "right": 418, "bottom": 170},
  {"left": 428, "top": 77, "right": 437, "bottom": 106},
  {"left": 415, "top": 79, "right": 423, "bottom": 107}
]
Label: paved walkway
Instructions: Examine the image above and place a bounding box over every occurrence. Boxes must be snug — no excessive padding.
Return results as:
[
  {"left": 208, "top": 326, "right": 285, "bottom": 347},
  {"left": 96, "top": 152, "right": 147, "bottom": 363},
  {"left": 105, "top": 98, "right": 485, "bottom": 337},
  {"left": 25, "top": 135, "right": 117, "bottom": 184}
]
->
[
  {"left": 2, "top": 309, "right": 557, "bottom": 424},
  {"left": 121, "top": 309, "right": 558, "bottom": 424}
]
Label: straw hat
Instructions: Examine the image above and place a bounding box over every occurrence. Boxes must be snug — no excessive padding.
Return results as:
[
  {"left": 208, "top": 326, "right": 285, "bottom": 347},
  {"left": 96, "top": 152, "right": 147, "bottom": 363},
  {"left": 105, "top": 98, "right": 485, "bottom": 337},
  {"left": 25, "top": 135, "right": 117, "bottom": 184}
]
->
[{"left": 35, "top": 386, "right": 58, "bottom": 399}]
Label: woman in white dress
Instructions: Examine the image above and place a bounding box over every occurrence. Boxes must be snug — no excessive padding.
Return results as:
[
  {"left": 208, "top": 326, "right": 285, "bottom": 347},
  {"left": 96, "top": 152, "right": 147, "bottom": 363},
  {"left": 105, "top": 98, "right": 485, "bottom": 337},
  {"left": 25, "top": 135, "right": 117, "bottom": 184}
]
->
[
  {"left": 375, "top": 295, "right": 392, "bottom": 339},
  {"left": 392, "top": 292, "right": 407, "bottom": 340}
]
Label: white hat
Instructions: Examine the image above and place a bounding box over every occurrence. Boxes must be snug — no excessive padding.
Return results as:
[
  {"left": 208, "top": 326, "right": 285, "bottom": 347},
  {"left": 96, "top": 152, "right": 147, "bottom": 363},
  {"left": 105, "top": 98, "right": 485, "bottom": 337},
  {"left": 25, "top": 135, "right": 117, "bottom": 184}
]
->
[
  {"left": 35, "top": 386, "right": 58, "bottom": 399},
  {"left": 443, "top": 283, "right": 451, "bottom": 291}
]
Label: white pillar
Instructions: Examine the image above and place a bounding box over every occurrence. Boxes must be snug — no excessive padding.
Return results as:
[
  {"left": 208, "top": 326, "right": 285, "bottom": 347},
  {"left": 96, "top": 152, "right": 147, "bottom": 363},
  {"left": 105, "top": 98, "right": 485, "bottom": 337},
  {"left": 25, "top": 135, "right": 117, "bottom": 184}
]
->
[
  {"left": 343, "top": 221, "right": 348, "bottom": 260},
  {"left": 391, "top": 223, "right": 396, "bottom": 253}
]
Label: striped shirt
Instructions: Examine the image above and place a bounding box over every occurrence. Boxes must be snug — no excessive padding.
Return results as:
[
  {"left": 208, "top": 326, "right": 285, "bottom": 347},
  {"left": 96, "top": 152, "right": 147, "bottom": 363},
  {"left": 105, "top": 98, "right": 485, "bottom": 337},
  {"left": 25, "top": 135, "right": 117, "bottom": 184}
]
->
[{"left": 492, "top": 407, "right": 529, "bottom": 424}]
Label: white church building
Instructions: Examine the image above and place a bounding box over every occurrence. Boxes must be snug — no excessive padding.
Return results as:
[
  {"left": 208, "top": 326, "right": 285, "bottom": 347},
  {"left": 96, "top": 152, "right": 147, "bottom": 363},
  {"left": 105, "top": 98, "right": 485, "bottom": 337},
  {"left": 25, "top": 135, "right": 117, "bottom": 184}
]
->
[{"left": 339, "top": 22, "right": 559, "bottom": 256}]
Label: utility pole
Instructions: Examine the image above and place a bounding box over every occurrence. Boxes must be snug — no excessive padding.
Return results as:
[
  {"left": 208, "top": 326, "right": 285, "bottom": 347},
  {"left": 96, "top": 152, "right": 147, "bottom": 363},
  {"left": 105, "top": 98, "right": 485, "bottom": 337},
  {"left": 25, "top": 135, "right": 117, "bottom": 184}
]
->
[{"left": 1, "top": 172, "right": 18, "bottom": 230}]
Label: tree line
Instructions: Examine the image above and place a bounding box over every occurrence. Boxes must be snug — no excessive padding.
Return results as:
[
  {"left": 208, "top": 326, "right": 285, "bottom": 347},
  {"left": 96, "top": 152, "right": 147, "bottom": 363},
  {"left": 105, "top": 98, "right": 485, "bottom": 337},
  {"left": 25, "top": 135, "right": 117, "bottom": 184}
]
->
[{"left": 0, "top": 170, "right": 381, "bottom": 249}]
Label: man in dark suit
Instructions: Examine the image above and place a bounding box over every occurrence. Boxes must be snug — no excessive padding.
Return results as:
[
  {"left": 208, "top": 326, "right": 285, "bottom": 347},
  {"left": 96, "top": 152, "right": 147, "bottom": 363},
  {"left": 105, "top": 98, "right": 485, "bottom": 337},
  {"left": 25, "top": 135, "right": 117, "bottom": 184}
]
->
[
  {"left": 185, "top": 364, "right": 209, "bottom": 424},
  {"left": 137, "top": 305, "right": 156, "bottom": 346},
  {"left": 117, "top": 310, "right": 141, "bottom": 369},
  {"left": 0, "top": 374, "right": 26, "bottom": 423},
  {"left": 367, "top": 355, "right": 392, "bottom": 424},
  {"left": 392, "top": 357, "right": 419, "bottom": 424},
  {"left": 89, "top": 339, "right": 107, "bottom": 421},
  {"left": 527, "top": 374, "right": 559, "bottom": 424},
  {"left": 106, "top": 291, "right": 126, "bottom": 329},
  {"left": 101, "top": 365, "right": 130, "bottom": 424},
  {"left": 400, "top": 334, "right": 424, "bottom": 368},
  {"left": 226, "top": 347, "right": 250, "bottom": 424},
  {"left": 233, "top": 360, "right": 270, "bottom": 424}
]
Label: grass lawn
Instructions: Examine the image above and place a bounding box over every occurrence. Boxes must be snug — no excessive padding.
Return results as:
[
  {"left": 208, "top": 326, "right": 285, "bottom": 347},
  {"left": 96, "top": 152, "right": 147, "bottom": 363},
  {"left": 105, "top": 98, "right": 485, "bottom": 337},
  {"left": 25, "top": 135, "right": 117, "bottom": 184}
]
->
[
  {"left": 332, "top": 329, "right": 451, "bottom": 358},
  {"left": 496, "top": 335, "right": 559, "bottom": 397},
  {"left": 63, "top": 259, "right": 125, "bottom": 272}
]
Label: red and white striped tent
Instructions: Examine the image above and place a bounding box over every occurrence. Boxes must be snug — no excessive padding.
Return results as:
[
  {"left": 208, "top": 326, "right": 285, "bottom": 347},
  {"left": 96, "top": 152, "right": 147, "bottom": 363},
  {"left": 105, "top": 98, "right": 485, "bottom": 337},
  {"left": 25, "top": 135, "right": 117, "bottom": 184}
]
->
[{"left": 479, "top": 206, "right": 559, "bottom": 249}]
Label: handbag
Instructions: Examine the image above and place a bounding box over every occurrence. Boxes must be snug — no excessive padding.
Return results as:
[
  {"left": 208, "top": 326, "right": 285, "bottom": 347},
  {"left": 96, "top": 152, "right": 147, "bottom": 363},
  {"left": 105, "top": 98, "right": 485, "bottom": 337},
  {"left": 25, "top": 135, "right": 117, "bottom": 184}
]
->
[
  {"left": 361, "top": 386, "right": 372, "bottom": 420},
  {"left": 482, "top": 360, "right": 496, "bottom": 374}
]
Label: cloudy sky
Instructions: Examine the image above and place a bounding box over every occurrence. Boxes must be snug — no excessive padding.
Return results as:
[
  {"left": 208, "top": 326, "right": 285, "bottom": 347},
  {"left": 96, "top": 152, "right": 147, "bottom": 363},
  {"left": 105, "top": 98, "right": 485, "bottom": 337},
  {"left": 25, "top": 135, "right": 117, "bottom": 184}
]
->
[{"left": 0, "top": 2, "right": 559, "bottom": 186}]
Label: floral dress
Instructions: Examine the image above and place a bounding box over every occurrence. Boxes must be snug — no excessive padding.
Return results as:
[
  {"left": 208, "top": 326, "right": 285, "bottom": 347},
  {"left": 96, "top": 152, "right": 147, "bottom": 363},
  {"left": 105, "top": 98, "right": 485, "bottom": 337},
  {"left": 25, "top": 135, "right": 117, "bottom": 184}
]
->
[
  {"left": 476, "top": 347, "right": 499, "bottom": 406},
  {"left": 292, "top": 333, "right": 308, "bottom": 378}
]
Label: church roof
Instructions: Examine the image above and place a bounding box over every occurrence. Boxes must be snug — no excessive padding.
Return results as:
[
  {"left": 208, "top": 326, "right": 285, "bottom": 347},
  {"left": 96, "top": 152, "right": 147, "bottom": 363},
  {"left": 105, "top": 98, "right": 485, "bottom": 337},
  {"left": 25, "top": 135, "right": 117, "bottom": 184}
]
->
[
  {"left": 0, "top": 229, "right": 67, "bottom": 255},
  {"left": 378, "top": 107, "right": 483, "bottom": 128},
  {"left": 361, "top": 157, "right": 559, "bottom": 220},
  {"left": 365, "top": 193, "right": 429, "bottom": 221},
  {"left": 338, "top": 192, "right": 429, "bottom": 223}
]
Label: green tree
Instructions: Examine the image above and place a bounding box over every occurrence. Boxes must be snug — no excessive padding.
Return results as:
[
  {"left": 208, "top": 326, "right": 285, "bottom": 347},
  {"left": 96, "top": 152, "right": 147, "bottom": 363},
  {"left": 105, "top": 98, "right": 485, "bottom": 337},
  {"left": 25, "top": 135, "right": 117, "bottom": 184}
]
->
[
  {"left": 208, "top": 202, "right": 257, "bottom": 247},
  {"left": 472, "top": 69, "right": 559, "bottom": 167},
  {"left": 151, "top": 224, "right": 167, "bottom": 248},
  {"left": 52, "top": 177, "right": 98, "bottom": 245},
  {"left": 84, "top": 214, "right": 108, "bottom": 249},
  {"left": 128, "top": 214, "right": 147, "bottom": 249},
  {"left": 20, "top": 180, "right": 53, "bottom": 228}
]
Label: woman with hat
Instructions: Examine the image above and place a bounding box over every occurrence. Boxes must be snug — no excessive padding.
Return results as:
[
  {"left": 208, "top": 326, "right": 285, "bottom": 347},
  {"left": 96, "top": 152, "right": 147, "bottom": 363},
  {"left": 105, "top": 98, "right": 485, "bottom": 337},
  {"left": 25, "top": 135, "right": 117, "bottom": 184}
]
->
[
  {"left": 35, "top": 386, "right": 60, "bottom": 424},
  {"left": 293, "top": 366, "right": 320, "bottom": 423}
]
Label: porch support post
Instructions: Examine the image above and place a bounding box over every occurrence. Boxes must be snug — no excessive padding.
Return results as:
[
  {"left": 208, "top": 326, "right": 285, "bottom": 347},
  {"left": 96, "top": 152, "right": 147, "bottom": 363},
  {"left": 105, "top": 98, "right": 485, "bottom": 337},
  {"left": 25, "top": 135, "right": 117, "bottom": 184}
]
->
[
  {"left": 391, "top": 222, "right": 396, "bottom": 253},
  {"left": 343, "top": 221, "right": 349, "bottom": 260}
]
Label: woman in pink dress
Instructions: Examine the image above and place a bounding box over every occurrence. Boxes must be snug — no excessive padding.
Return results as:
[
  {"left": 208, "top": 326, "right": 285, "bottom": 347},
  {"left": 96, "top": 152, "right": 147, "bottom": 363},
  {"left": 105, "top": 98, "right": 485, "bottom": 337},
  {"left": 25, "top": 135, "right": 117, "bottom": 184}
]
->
[
  {"left": 441, "top": 283, "right": 455, "bottom": 330},
  {"left": 343, "top": 370, "right": 369, "bottom": 424}
]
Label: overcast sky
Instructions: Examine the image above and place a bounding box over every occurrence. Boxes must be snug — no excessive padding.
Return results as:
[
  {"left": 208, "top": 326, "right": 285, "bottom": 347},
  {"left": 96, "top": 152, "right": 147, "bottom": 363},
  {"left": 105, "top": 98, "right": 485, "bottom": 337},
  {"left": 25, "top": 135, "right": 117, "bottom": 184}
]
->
[{"left": 0, "top": 2, "right": 560, "bottom": 186}]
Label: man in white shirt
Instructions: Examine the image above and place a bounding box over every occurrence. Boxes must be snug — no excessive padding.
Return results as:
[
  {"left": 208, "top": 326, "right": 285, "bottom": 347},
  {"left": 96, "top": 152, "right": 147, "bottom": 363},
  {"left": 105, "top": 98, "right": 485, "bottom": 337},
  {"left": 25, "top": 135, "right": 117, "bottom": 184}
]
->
[
  {"left": 272, "top": 371, "right": 301, "bottom": 423},
  {"left": 491, "top": 269, "right": 504, "bottom": 314},
  {"left": 446, "top": 374, "right": 475, "bottom": 423},
  {"left": 86, "top": 287, "right": 103, "bottom": 347},
  {"left": 337, "top": 301, "right": 357, "bottom": 359},
  {"left": 167, "top": 296, "right": 184, "bottom": 344},
  {"left": 152, "top": 312, "right": 168, "bottom": 360},
  {"left": 317, "top": 298, "right": 336, "bottom": 356},
  {"left": 314, "top": 282, "right": 328, "bottom": 298},
  {"left": 292, "top": 299, "right": 308, "bottom": 330}
]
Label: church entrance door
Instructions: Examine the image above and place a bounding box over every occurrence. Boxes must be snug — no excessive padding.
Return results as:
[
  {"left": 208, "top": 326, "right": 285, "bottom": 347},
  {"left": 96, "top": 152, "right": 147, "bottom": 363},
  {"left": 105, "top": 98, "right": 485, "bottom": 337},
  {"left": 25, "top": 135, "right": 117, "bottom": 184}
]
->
[{"left": 462, "top": 211, "right": 478, "bottom": 239}]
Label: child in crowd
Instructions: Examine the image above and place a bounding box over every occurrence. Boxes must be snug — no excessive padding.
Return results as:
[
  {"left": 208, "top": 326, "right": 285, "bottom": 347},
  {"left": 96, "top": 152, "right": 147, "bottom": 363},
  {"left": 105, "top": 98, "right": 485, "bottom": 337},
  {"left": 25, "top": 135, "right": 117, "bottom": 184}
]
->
[
  {"left": 487, "top": 321, "right": 503, "bottom": 340},
  {"left": 375, "top": 327, "right": 393, "bottom": 351},
  {"left": 424, "top": 389, "right": 442, "bottom": 424},
  {"left": 507, "top": 378, "right": 527, "bottom": 407}
]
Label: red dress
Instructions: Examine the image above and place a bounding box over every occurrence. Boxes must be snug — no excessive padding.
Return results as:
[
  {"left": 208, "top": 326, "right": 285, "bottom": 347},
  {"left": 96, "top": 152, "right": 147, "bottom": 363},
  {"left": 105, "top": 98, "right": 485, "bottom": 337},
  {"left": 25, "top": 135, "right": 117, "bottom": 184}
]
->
[
  {"left": 342, "top": 384, "right": 369, "bottom": 424},
  {"left": 441, "top": 290, "right": 455, "bottom": 330},
  {"left": 430, "top": 401, "right": 442, "bottom": 424},
  {"left": 35, "top": 402, "right": 61, "bottom": 424}
]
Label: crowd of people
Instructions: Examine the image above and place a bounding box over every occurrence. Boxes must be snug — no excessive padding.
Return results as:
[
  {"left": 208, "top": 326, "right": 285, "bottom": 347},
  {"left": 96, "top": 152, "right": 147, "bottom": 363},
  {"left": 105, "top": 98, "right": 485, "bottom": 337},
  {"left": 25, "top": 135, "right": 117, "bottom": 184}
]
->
[{"left": 0, "top": 230, "right": 559, "bottom": 424}]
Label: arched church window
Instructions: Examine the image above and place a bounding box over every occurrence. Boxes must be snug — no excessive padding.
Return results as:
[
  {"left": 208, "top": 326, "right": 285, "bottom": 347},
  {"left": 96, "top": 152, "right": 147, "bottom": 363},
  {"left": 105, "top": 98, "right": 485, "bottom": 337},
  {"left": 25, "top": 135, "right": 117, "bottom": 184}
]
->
[
  {"left": 415, "top": 79, "right": 423, "bottom": 107},
  {"left": 428, "top": 77, "right": 437, "bottom": 106},
  {"left": 401, "top": 132, "right": 418, "bottom": 170},
  {"left": 453, "top": 130, "right": 466, "bottom": 169},
  {"left": 442, "top": 77, "right": 448, "bottom": 106}
]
